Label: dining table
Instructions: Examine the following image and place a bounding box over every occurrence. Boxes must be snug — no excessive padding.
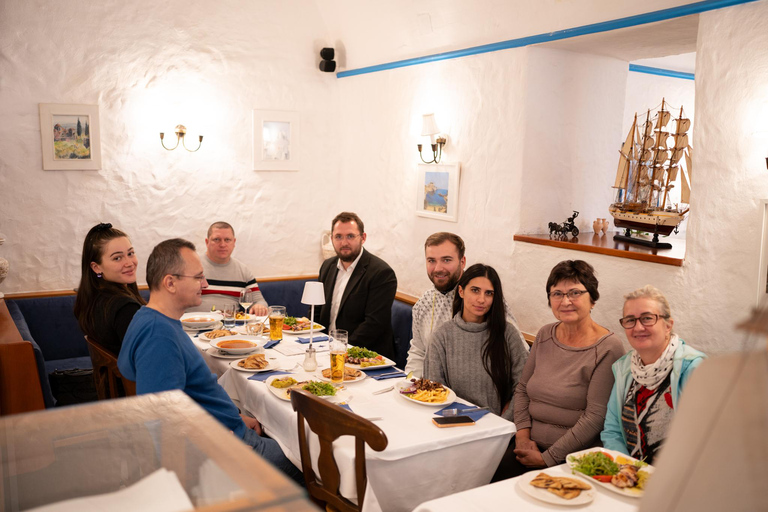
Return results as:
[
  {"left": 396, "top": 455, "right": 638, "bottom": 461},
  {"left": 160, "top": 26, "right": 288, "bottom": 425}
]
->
[
  {"left": 186, "top": 324, "right": 516, "bottom": 512},
  {"left": 412, "top": 463, "right": 641, "bottom": 511}
]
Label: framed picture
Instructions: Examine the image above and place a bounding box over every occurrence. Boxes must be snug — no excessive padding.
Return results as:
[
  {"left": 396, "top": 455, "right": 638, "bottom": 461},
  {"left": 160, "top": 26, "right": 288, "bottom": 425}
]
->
[
  {"left": 252, "top": 110, "right": 300, "bottom": 171},
  {"left": 416, "top": 163, "right": 461, "bottom": 222},
  {"left": 39, "top": 103, "right": 101, "bottom": 170}
]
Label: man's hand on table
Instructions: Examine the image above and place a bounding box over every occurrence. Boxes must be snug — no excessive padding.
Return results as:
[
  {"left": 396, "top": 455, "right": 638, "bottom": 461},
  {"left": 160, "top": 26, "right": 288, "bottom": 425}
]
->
[
  {"left": 249, "top": 304, "right": 269, "bottom": 316},
  {"left": 241, "top": 414, "right": 263, "bottom": 436}
]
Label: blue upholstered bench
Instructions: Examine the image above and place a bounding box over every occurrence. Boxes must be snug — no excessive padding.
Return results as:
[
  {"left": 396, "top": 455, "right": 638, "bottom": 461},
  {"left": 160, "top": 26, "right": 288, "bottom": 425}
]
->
[{"left": 7, "top": 280, "right": 414, "bottom": 407}]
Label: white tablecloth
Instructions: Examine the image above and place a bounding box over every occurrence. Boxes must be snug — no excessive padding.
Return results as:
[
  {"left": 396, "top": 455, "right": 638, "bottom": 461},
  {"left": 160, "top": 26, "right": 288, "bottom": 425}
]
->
[
  {"left": 190, "top": 331, "right": 515, "bottom": 512},
  {"left": 412, "top": 464, "right": 640, "bottom": 512}
]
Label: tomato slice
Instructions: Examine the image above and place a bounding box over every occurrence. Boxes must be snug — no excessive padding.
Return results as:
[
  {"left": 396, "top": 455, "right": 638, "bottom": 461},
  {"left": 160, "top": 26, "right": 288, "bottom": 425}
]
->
[{"left": 593, "top": 475, "right": 613, "bottom": 483}]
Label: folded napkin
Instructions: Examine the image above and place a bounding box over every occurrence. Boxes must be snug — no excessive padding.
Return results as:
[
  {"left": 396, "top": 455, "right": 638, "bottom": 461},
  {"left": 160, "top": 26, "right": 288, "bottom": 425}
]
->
[
  {"left": 435, "top": 401, "right": 491, "bottom": 422},
  {"left": 248, "top": 370, "right": 290, "bottom": 382},
  {"left": 263, "top": 339, "right": 281, "bottom": 349},
  {"left": 296, "top": 335, "right": 329, "bottom": 343},
  {"left": 363, "top": 367, "right": 407, "bottom": 380},
  {"left": 337, "top": 403, "right": 352, "bottom": 412}
]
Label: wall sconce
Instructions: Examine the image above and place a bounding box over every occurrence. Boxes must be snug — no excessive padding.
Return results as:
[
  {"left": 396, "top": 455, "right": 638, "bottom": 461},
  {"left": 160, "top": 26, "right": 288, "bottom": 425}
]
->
[
  {"left": 160, "top": 124, "right": 203, "bottom": 152},
  {"left": 417, "top": 113, "right": 446, "bottom": 164}
]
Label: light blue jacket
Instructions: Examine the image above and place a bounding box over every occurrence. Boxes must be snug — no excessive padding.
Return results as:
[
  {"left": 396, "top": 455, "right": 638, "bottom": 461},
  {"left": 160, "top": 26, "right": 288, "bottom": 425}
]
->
[{"left": 600, "top": 338, "right": 706, "bottom": 454}]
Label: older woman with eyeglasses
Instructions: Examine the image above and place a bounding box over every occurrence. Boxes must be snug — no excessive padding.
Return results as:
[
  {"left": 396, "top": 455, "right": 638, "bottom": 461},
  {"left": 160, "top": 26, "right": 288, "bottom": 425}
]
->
[
  {"left": 601, "top": 285, "right": 705, "bottom": 464},
  {"left": 504, "top": 260, "right": 624, "bottom": 478}
]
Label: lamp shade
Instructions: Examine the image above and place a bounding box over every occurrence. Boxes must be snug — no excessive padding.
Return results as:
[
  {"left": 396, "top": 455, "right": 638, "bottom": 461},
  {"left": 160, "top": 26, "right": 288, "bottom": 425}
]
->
[
  {"left": 301, "top": 281, "right": 326, "bottom": 306},
  {"left": 421, "top": 113, "right": 440, "bottom": 136}
]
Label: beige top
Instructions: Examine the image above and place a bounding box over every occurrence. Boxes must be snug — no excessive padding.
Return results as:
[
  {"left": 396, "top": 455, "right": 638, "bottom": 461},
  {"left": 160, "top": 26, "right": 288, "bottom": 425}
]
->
[{"left": 513, "top": 322, "right": 625, "bottom": 466}]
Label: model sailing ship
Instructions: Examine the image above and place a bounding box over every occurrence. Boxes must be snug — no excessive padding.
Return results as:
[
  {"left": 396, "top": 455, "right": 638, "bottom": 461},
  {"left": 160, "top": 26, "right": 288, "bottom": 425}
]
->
[{"left": 610, "top": 99, "right": 692, "bottom": 249}]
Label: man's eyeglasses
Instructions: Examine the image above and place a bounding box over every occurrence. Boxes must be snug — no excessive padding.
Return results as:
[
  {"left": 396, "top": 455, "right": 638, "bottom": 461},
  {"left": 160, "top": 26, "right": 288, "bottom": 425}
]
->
[
  {"left": 619, "top": 313, "right": 669, "bottom": 329},
  {"left": 333, "top": 234, "right": 361, "bottom": 242},
  {"left": 172, "top": 274, "right": 206, "bottom": 282},
  {"left": 548, "top": 289, "right": 589, "bottom": 301},
  {"left": 210, "top": 237, "right": 234, "bottom": 244}
]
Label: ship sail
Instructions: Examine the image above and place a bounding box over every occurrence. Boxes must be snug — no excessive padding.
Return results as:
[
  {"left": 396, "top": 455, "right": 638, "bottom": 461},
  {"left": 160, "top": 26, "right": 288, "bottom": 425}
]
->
[
  {"left": 614, "top": 114, "right": 637, "bottom": 189},
  {"left": 676, "top": 118, "right": 691, "bottom": 133},
  {"left": 681, "top": 166, "right": 691, "bottom": 203}
]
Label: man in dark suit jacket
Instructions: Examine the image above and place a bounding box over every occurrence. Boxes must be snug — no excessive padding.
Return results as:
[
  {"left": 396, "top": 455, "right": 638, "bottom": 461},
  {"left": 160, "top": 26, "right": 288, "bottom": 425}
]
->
[{"left": 317, "top": 212, "right": 397, "bottom": 359}]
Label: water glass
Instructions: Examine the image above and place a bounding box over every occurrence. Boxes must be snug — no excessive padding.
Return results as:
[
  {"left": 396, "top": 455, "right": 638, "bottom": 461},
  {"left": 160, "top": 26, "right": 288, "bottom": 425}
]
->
[{"left": 222, "top": 303, "right": 237, "bottom": 329}]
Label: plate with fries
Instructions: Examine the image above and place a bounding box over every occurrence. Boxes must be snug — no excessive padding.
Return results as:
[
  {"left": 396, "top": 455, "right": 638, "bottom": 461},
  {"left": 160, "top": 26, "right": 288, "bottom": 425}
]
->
[{"left": 396, "top": 379, "right": 455, "bottom": 406}]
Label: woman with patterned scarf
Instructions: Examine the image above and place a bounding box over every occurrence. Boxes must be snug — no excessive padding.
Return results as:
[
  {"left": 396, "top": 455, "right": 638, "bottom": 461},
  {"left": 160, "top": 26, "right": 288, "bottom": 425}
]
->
[{"left": 601, "top": 285, "right": 706, "bottom": 464}]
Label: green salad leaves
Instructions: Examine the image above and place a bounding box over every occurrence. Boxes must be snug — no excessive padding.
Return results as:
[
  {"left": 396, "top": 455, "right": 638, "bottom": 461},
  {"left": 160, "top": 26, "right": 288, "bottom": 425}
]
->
[{"left": 568, "top": 451, "right": 620, "bottom": 477}]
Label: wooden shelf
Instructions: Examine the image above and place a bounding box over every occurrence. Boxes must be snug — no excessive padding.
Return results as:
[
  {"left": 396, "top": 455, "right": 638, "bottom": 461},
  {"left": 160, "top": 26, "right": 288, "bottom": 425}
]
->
[{"left": 514, "top": 232, "right": 685, "bottom": 267}]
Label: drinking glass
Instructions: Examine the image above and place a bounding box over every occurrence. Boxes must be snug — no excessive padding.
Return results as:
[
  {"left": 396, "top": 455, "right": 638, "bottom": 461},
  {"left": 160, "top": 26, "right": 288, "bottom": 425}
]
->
[
  {"left": 239, "top": 290, "right": 254, "bottom": 316},
  {"left": 329, "top": 329, "right": 348, "bottom": 384},
  {"left": 268, "top": 306, "right": 286, "bottom": 341},
  {"left": 222, "top": 303, "right": 237, "bottom": 329}
]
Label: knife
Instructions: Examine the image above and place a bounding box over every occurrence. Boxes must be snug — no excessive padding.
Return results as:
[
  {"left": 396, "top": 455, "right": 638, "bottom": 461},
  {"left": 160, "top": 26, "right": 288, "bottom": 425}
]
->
[{"left": 441, "top": 406, "right": 488, "bottom": 417}]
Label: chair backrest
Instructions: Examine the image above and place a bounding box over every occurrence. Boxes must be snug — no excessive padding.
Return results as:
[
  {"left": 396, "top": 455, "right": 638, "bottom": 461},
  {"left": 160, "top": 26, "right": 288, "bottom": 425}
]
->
[
  {"left": 84, "top": 336, "right": 136, "bottom": 399},
  {"left": 0, "top": 300, "right": 45, "bottom": 415},
  {"left": 290, "top": 389, "right": 388, "bottom": 512}
]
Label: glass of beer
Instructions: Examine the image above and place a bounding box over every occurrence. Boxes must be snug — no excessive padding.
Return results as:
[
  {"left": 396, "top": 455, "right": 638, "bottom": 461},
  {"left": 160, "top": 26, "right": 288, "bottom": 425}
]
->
[
  {"left": 268, "top": 306, "right": 286, "bottom": 341},
  {"left": 329, "top": 329, "right": 348, "bottom": 384}
]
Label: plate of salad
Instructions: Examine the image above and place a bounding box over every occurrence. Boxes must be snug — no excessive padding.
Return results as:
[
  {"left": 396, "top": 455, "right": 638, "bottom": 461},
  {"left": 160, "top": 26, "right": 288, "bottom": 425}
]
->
[
  {"left": 266, "top": 374, "right": 349, "bottom": 403},
  {"left": 281, "top": 316, "right": 325, "bottom": 335},
  {"left": 345, "top": 346, "right": 396, "bottom": 369},
  {"left": 566, "top": 448, "right": 653, "bottom": 498}
]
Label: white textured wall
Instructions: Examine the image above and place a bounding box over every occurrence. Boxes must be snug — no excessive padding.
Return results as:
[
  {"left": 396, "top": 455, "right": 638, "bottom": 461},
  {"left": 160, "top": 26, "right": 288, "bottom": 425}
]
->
[{"left": 0, "top": 0, "right": 339, "bottom": 292}]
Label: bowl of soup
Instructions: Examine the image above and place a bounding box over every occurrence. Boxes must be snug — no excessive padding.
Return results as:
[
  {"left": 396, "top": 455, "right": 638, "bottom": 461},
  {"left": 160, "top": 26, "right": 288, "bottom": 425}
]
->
[
  {"left": 181, "top": 312, "right": 223, "bottom": 329},
  {"left": 209, "top": 335, "right": 265, "bottom": 354}
]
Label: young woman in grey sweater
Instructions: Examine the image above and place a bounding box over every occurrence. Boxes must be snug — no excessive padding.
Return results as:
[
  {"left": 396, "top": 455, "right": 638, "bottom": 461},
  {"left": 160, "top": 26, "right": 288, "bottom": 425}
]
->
[{"left": 424, "top": 264, "right": 529, "bottom": 421}]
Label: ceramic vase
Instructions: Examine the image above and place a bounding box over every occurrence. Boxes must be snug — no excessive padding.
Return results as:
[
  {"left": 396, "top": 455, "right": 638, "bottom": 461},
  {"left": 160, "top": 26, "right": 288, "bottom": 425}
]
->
[
  {"left": 601, "top": 219, "right": 610, "bottom": 235},
  {"left": 592, "top": 219, "right": 602, "bottom": 234}
]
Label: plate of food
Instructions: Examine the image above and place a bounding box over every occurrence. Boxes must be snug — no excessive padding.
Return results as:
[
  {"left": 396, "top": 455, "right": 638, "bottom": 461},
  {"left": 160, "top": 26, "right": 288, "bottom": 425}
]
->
[
  {"left": 315, "top": 367, "right": 366, "bottom": 383},
  {"left": 281, "top": 316, "right": 325, "bottom": 335},
  {"left": 229, "top": 354, "right": 279, "bottom": 373},
  {"left": 181, "top": 312, "right": 223, "bottom": 330},
  {"left": 517, "top": 470, "right": 595, "bottom": 506},
  {"left": 206, "top": 349, "right": 247, "bottom": 360},
  {"left": 199, "top": 329, "right": 238, "bottom": 342},
  {"left": 266, "top": 375, "right": 349, "bottom": 402},
  {"left": 208, "top": 335, "right": 265, "bottom": 355},
  {"left": 345, "top": 346, "right": 396, "bottom": 369},
  {"left": 397, "top": 378, "right": 455, "bottom": 406},
  {"left": 566, "top": 448, "right": 653, "bottom": 498}
]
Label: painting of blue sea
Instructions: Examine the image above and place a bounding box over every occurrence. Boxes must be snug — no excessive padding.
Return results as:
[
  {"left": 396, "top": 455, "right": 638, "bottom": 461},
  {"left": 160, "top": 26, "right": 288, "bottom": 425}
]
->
[{"left": 423, "top": 171, "right": 449, "bottom": 213}]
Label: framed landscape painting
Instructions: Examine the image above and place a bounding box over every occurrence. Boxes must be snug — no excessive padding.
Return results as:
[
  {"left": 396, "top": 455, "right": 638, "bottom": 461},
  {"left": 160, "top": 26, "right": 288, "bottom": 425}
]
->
[
  {"left": 416, "top": 163, "right": 461, "bottom": 222},
  {"left": 253, "top": 109, "right": 301, "bottom": 171},
  {"left": 39, "top": 103, "right": 101, "bottom": 170}
]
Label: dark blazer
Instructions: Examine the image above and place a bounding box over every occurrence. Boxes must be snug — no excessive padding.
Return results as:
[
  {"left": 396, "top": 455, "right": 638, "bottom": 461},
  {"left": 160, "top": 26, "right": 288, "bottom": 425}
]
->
[{"left": 317, "top": 249, "right": 397, "bottom": 359}]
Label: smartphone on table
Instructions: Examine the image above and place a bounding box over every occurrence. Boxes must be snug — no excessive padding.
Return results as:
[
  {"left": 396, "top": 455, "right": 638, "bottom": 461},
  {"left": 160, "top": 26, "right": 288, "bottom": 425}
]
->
[{"left": 432, "top": 415, "right": 475, "bottom": 428}]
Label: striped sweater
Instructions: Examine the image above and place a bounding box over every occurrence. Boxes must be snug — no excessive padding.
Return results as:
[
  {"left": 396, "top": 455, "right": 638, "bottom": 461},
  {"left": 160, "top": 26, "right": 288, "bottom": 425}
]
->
[{"left": 187, "top": 254, "right": 267, "bottom": 312}]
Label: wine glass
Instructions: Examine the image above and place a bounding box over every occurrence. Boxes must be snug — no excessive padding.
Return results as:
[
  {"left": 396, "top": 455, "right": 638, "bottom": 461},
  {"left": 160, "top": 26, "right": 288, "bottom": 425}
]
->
[{"left": 239, "top": 290, "right": 254, "bottom": 317}]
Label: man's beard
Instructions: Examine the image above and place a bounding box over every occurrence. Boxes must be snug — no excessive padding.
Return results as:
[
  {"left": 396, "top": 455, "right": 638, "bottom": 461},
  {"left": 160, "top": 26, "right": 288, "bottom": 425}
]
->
[
  {"left": 337, "top": 246, "right": 362, "bottom": 263},
  {"left": 430, "top": 269, "right": 461, "bottom": 293}
]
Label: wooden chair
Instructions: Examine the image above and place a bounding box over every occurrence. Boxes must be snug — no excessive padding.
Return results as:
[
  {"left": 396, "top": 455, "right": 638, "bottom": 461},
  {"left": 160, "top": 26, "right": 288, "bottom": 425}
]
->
[
  {"left": 290, "top": 389, "right": 388, "bottom": 512},
  {"left": 0, "top": 299, "right": 45, "bottom": 415},
  {"left": 85, "top": 336, "right": 136, "bottom": 399}
]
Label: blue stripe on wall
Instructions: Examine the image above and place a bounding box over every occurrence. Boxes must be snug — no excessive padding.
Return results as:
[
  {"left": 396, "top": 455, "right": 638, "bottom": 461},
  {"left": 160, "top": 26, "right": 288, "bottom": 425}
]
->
[
  {"left": 629, "top": 64, "right": 695, "bottom": 80},
  {"left": 337, "top": 0, "right": 758, "bottom": 78}
]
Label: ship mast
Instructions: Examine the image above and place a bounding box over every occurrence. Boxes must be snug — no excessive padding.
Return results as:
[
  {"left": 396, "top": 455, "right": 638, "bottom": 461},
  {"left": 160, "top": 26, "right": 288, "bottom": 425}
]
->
[
  {"left": 614, "top": 113, "right": 637, "bottom": 202},
  {"left": 649, "top": 98, "right": 671, "bottom": 208},
  {"left": 662, "top": 106, "right": 688, "bottom": 210},
  {"left": 634, "top": 109, "right": 653, "bottom": 204}
]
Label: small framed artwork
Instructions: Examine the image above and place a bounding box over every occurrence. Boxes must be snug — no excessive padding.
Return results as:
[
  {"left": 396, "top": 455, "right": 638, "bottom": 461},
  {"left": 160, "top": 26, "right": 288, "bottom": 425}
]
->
[
  {"left": 253, "top": 110, "right": 300, "bottom": 171},
  {"left": 39, "top": 103, "right": 101, "bottom": 170},
  {"left": 416, "top": 163, "right": 461, "bottom": 222}
]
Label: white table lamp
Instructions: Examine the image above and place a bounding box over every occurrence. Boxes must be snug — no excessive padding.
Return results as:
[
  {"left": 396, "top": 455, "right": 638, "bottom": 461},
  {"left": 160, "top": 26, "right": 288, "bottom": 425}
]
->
[{"left": 300, "top": 282, "right": 325, "bottom": 350}]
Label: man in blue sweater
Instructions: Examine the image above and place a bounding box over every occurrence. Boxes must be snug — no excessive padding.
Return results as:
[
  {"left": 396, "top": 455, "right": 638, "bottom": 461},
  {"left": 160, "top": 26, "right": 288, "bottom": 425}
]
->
[{"left": 118, "top": 238, "right": 301, "bottom": 482}]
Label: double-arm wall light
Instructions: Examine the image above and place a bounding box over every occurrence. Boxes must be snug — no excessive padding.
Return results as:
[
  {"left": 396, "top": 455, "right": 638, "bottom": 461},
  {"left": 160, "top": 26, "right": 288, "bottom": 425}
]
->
[
  {"left": 417, "top": 113, "right": 446, "bottom": 164},
  {"left": 160, "top": 124, "right": 203, "bottom": 152}
]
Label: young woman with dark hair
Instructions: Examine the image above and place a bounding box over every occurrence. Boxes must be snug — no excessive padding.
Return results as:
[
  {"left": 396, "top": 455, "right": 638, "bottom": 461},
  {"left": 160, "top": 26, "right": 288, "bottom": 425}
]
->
[
  {"left": 74, "top": 223, "right": 146, "bottom": 354},
  {"left": 424, "top": 263, "right": 528, "bottom": 421}
]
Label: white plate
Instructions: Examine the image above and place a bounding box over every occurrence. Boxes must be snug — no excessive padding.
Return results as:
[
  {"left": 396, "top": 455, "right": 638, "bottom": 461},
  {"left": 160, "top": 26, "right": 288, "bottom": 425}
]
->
[
  {"left": 206, "top": 349, "right": 248, "bottom": 360},
  {"left": 314, "top": 368, "right": 367, "bottom": 383},
  {"left": 181, "top": 312, "right": 223, "bottom": 329},
  {"left": 265, "top": 375, "right": 350, "bottom": 403},
  {"left": 198, "top": 328, "right": 238, "bottom": 342},
  {"left": 185, "top": 321, "right": 223, "bottom": 333},
  {"left": 282, "top": 325, "right": 326, "bottom": 335},
  {"left": 208, "top": 335, "right": 266, "bottom": 355},
  {"left": 396, "top": 381, "right": 456, "bottom": 406},
  {"left": 566, "top": 447, "right": 653, "bottom": 498},
  {"left": 517, "top": 470, "right": 595, "bottom": 506},
  {"left": 229, "top": 359, "right": 280, "bottom": 373},
  {"left": 345, "top": 355, "right": 397, "bottom": 370}
]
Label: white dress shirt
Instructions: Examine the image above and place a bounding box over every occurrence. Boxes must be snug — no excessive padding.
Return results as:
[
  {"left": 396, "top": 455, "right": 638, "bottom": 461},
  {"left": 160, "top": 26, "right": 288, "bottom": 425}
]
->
[{"left": 329, "top": 247, "right": 365, "bottom": 332}]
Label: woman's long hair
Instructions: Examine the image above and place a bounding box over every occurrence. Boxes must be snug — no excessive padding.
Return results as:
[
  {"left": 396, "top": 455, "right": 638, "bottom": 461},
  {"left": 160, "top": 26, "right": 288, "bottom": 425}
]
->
[
  {"left": 452, "top": 263, "right": 513, "bottom": 407},
  {"left": 74, "top": 223, "right": 146, "bottom": 341}
]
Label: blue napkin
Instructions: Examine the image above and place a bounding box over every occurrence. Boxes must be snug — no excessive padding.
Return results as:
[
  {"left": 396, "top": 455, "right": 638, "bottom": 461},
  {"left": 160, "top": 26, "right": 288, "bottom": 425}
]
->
[
  {"left": 363, "top": 367, "right": 407, "bottom": 380},
  {"left": 248, "top": 370, "right": 290, "bottom": 382},
  {"left": 337, "top": 403, "right": 352, "bottom": 412},
  {"left": 263, "top": 339, "right": 281, "bottom": 349},
  {"left": 435, "top": 401, "right": 491, "bottom": 422},
  {"left": 296, "top": 335, "right": 329, "bottom": 343}
]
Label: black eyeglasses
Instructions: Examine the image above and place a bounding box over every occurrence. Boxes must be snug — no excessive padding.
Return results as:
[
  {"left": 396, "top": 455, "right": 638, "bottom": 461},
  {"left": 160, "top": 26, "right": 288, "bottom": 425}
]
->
[
  {"left": 619, "top": 313, "right": 669, "bottom": 329},
  {"left": 548, "top": 289, "right": 589, "bottom": 301},
  {"left": 172, "top": 274, "right": 206, "bottom": 282}
]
